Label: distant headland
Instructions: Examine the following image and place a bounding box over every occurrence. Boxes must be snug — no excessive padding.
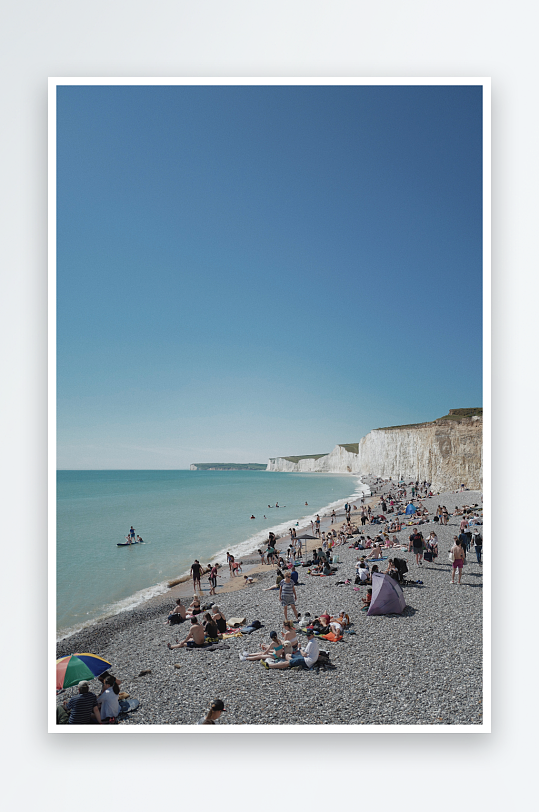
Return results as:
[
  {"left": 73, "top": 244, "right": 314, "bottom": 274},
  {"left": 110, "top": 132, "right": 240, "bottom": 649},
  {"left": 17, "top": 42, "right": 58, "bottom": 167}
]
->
[{"left": 189, "top": 463, "right": 267, "bottom": 471}]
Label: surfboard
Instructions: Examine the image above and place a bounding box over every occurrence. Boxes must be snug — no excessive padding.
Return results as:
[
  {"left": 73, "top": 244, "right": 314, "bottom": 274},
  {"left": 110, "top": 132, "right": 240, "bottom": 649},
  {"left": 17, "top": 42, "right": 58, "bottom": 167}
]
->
[{"left": 117, "top": 540, "right": 145, "bottom": 546}]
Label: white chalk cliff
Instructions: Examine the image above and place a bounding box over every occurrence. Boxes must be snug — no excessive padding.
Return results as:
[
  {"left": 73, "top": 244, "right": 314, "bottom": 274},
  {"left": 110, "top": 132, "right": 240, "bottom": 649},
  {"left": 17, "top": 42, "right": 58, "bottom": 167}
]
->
[{"left": 267, "top": 410, "right": 483, "bottom": 492}]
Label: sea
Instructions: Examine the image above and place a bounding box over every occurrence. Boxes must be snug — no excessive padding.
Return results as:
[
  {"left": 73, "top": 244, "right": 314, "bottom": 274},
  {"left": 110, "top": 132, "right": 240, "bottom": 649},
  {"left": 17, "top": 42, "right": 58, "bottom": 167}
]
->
[{"left": 56, "top": 469, "right": 368, "bottom": 640}]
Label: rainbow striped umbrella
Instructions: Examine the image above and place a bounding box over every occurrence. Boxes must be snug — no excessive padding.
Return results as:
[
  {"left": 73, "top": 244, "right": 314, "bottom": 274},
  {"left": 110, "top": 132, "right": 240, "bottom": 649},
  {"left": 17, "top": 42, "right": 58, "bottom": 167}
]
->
[{"left": 56, "top": 653, "right": 111, "bottom": 690}]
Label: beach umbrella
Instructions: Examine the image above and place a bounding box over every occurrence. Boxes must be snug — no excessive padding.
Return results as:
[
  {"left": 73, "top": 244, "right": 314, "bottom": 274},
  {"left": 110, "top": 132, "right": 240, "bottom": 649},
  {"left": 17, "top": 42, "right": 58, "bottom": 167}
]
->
[
  {"left": 295, "top": 534, "right": 317, "bottom": 540},
  {"left": 405, "top": 504, "right": 417, "bottom": 515},
  {"left": 367, "top": 573, "right": 406, "bottom": 616},
  {"left": 56, "top": 653, "right": 112, "bottom": 690}
]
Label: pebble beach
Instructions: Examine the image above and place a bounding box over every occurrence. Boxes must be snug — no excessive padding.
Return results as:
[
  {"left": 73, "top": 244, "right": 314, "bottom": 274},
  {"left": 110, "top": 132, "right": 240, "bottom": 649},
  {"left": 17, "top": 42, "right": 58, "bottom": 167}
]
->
[{"left": 56, "top": 479, "right": 484, "bottom": 727}]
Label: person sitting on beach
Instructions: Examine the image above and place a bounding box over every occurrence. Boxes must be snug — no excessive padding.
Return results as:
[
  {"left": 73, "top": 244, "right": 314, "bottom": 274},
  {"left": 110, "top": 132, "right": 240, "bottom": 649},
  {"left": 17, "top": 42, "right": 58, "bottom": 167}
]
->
[
  {"left": 361, "top": 588, "right": 373, "bottom": 611},
  {"left": 365, "top": 565, "right": 379, "bottom": 585},
  {"left": 263, "top": 569, "right": 284, "bottom": 590},
  {"left": 167, "top": 616, "right": 206, "bottom": 649},
  {"left": 211, "top": 606, "right": 227, "bottom": 634},
  {"left": 262, "top": 629, "right": 319, "bottom": 670},
  {"left": 289, "top": 565, "right": 299, "bottom": 585},
  {"left": 202, "top": 612, "right": 220, "bottom": 642},
  {"left": 166, "top": 598, "right": 187, "bottom": 625},
  {"left": 63, "top": 680, "right": 102, "bottom": 725},
  {"left": 197, "top": 698, "right": 226, "bottom": 725},
  {"left": 367, "top": 541, "right": 383, "bottom": 559},
  {"left": 281, "top": 619, "right": 299, "bottom": 654},
  {"left": 96, "top": 675, "right": 120, "bottom": 722},
  {"left": 187, "top": 595, "right": 202, "bottom": 615},
  {"left": 239, "top": 631, "right": 285, "bottom": 662},
  {"left": 356, "top": 561, "right": 369, "bottom": 583},
  {"left": 384, "top": 559, "right": 399, "bottom": 580}
]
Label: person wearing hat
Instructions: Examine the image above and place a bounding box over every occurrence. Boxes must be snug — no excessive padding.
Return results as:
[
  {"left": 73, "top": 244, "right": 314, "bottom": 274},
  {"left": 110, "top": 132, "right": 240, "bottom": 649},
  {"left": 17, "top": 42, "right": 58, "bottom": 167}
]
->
[
  {"left": 62, "top": 680, "right": 102, "bottom": 724},
  {"left": 198, "top": 698, "right": 226, "bottom": 725},
  {"left": 263, "top": 629, "right": 319, "bottom": 670}
]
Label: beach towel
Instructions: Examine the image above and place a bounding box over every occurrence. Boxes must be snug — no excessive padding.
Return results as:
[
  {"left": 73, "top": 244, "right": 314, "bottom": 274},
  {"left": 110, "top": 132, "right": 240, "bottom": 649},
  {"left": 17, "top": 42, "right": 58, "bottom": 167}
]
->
[
  {"left": 222, "top": 631, "right": 243, "bottom": 639},
  {"left": 319, "top": 632, "right": 343, "bottom": 643},
  {"left": 240, "top": 622, "right": 264, "bottom": 634},
  {"left": 186, "top": 642, "right": 230, "bottom": 652}
]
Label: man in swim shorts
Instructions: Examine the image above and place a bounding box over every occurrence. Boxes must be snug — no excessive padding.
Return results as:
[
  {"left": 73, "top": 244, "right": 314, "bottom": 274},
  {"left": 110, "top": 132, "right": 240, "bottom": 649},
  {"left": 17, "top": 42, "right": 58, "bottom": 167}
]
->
[
  {"left": 190, "top": 560, "right": 202, "bottom": 590},
  {"left": 167, "top": 617, "right": 206, "bottom": 649},
  {"left": 451, "top": 538, "right": 466, "bottom": 584}
]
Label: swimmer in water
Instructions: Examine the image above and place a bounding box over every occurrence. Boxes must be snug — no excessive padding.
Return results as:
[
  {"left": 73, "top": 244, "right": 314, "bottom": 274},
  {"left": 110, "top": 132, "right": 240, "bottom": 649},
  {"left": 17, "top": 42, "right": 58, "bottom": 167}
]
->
[
  {"left": 275, "top": 503, "right": 279, "bottom": 508},
  {"left": 250, "top": 515, "right": 256, "bottom": 519},
  {"left": 305, "top": 502, "right": 308, "bottom": 506}
]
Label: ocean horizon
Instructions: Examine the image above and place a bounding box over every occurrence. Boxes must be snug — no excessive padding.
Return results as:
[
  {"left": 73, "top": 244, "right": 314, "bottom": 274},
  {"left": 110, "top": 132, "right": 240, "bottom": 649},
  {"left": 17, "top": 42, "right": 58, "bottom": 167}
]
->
[{"left": 56, "top": 469, "right": 368, "bottom": 640}]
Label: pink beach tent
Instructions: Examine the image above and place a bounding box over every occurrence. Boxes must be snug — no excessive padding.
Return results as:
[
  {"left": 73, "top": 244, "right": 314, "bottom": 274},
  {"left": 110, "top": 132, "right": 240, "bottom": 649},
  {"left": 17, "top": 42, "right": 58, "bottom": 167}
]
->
[{"left": 367, "top": 572, "right": 406, "bottom": 616}]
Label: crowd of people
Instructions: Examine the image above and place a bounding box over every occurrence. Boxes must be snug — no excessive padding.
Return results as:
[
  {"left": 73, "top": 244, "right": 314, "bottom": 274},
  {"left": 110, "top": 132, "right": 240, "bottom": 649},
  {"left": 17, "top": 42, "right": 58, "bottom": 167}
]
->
[{"left": 59, "top": 478, "right": 482, "bottom": 724}]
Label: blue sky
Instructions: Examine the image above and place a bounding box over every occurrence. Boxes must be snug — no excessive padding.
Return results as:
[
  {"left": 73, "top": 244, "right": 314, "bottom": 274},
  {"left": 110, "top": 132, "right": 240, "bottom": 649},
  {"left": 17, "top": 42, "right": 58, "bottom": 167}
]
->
[{"left": 56, "top": 83, "right": 483, "bottom": 469}]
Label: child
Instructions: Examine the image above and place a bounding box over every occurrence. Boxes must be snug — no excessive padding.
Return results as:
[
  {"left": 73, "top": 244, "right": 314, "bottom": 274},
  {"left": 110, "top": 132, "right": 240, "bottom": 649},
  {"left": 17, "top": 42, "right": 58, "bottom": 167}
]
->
[
  {"left": 361, "top": 588, "right": 373, "bottom": 611},
  {"left": 243, "top": 575, "right": 254, "bottom": 586}
]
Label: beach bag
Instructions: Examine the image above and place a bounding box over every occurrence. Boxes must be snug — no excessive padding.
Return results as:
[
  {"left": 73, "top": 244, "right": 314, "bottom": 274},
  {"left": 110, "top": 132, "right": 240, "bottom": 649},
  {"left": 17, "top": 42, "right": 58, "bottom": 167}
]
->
[
  {"left": 227, "top": 617, "right": 247, "bottom": 627},
  {"left": 423, "top": 551, "right": 433, "bottom": 562},
  {"left": 448, "top": 551, "right": 454, "bottom": 563}
]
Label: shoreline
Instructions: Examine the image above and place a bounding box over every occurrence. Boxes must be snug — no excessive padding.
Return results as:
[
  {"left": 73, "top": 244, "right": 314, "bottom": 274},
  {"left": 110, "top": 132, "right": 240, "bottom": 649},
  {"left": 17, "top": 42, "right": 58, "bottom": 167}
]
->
[{"left": 56, "top": 474, "right": 370, "bottom": 641}]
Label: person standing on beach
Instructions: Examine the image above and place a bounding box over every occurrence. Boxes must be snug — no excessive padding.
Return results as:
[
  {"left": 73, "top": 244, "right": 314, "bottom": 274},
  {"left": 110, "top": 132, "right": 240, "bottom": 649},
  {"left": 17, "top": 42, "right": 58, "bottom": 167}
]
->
[
  {"left": 191, "top": 560, "right": 202, "bottom": 591},
  {"left": 279, "top": 572, "right": 298, "bottom": 621},
  {"left": 473, "top": 531, "right": 483, "bottom": 563},
  {"left": 409, "top": 527, "right": 425, "bottom": 566},
  {"left": 208, "top": 564, "right": 218, "bottom": 595},
  {"left": 451, "top": 537, "right": 466, "bottom": 584}
]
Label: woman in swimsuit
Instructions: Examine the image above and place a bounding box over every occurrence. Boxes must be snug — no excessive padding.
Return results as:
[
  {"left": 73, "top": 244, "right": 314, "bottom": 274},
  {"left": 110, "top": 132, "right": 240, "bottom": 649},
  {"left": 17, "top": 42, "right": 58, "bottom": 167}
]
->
[
  {"left": 239, "top": 631, "right": 285, "bottom": 662},
  {"left": 187, "top": 595, "right": 202, "bottom": 615},
  {"left": 281, "top": 620, "right": 299, "bottom": 654},
  {"left": 202, "top": 612, "right": 220, "bottom": 642},
  {"left": 211, "top": 606, "right": 227, "bottom": 634}
]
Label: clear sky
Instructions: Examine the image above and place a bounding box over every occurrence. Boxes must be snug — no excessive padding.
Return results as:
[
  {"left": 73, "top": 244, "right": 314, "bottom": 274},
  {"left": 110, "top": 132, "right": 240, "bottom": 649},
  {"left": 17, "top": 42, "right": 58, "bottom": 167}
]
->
[{"left": 56, "top": 83, "right": 483, "bottom": 469}]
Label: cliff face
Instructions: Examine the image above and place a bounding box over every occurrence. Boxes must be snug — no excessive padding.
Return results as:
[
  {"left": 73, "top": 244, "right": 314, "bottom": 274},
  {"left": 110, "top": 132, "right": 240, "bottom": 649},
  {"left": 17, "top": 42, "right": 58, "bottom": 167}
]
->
[{"left": 267, "top": 412, "right": 483, "bottom": 492}]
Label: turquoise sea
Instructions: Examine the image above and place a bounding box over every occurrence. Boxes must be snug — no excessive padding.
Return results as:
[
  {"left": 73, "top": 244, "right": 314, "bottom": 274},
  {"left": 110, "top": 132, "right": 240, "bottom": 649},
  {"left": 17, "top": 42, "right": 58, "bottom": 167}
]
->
[{"left": 56, "top": 470, "right": 366, "bottom": 639}]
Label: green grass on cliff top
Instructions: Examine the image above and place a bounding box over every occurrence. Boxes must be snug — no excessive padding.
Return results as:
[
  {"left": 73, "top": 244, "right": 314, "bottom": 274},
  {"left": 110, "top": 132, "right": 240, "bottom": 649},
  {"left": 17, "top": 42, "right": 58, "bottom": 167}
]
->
[
  {"left": 282, "top": 454, "right": 328, "bottom": 463},
  {"left": 377, "top": 408, "right": 483, "bottom": 431}
]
